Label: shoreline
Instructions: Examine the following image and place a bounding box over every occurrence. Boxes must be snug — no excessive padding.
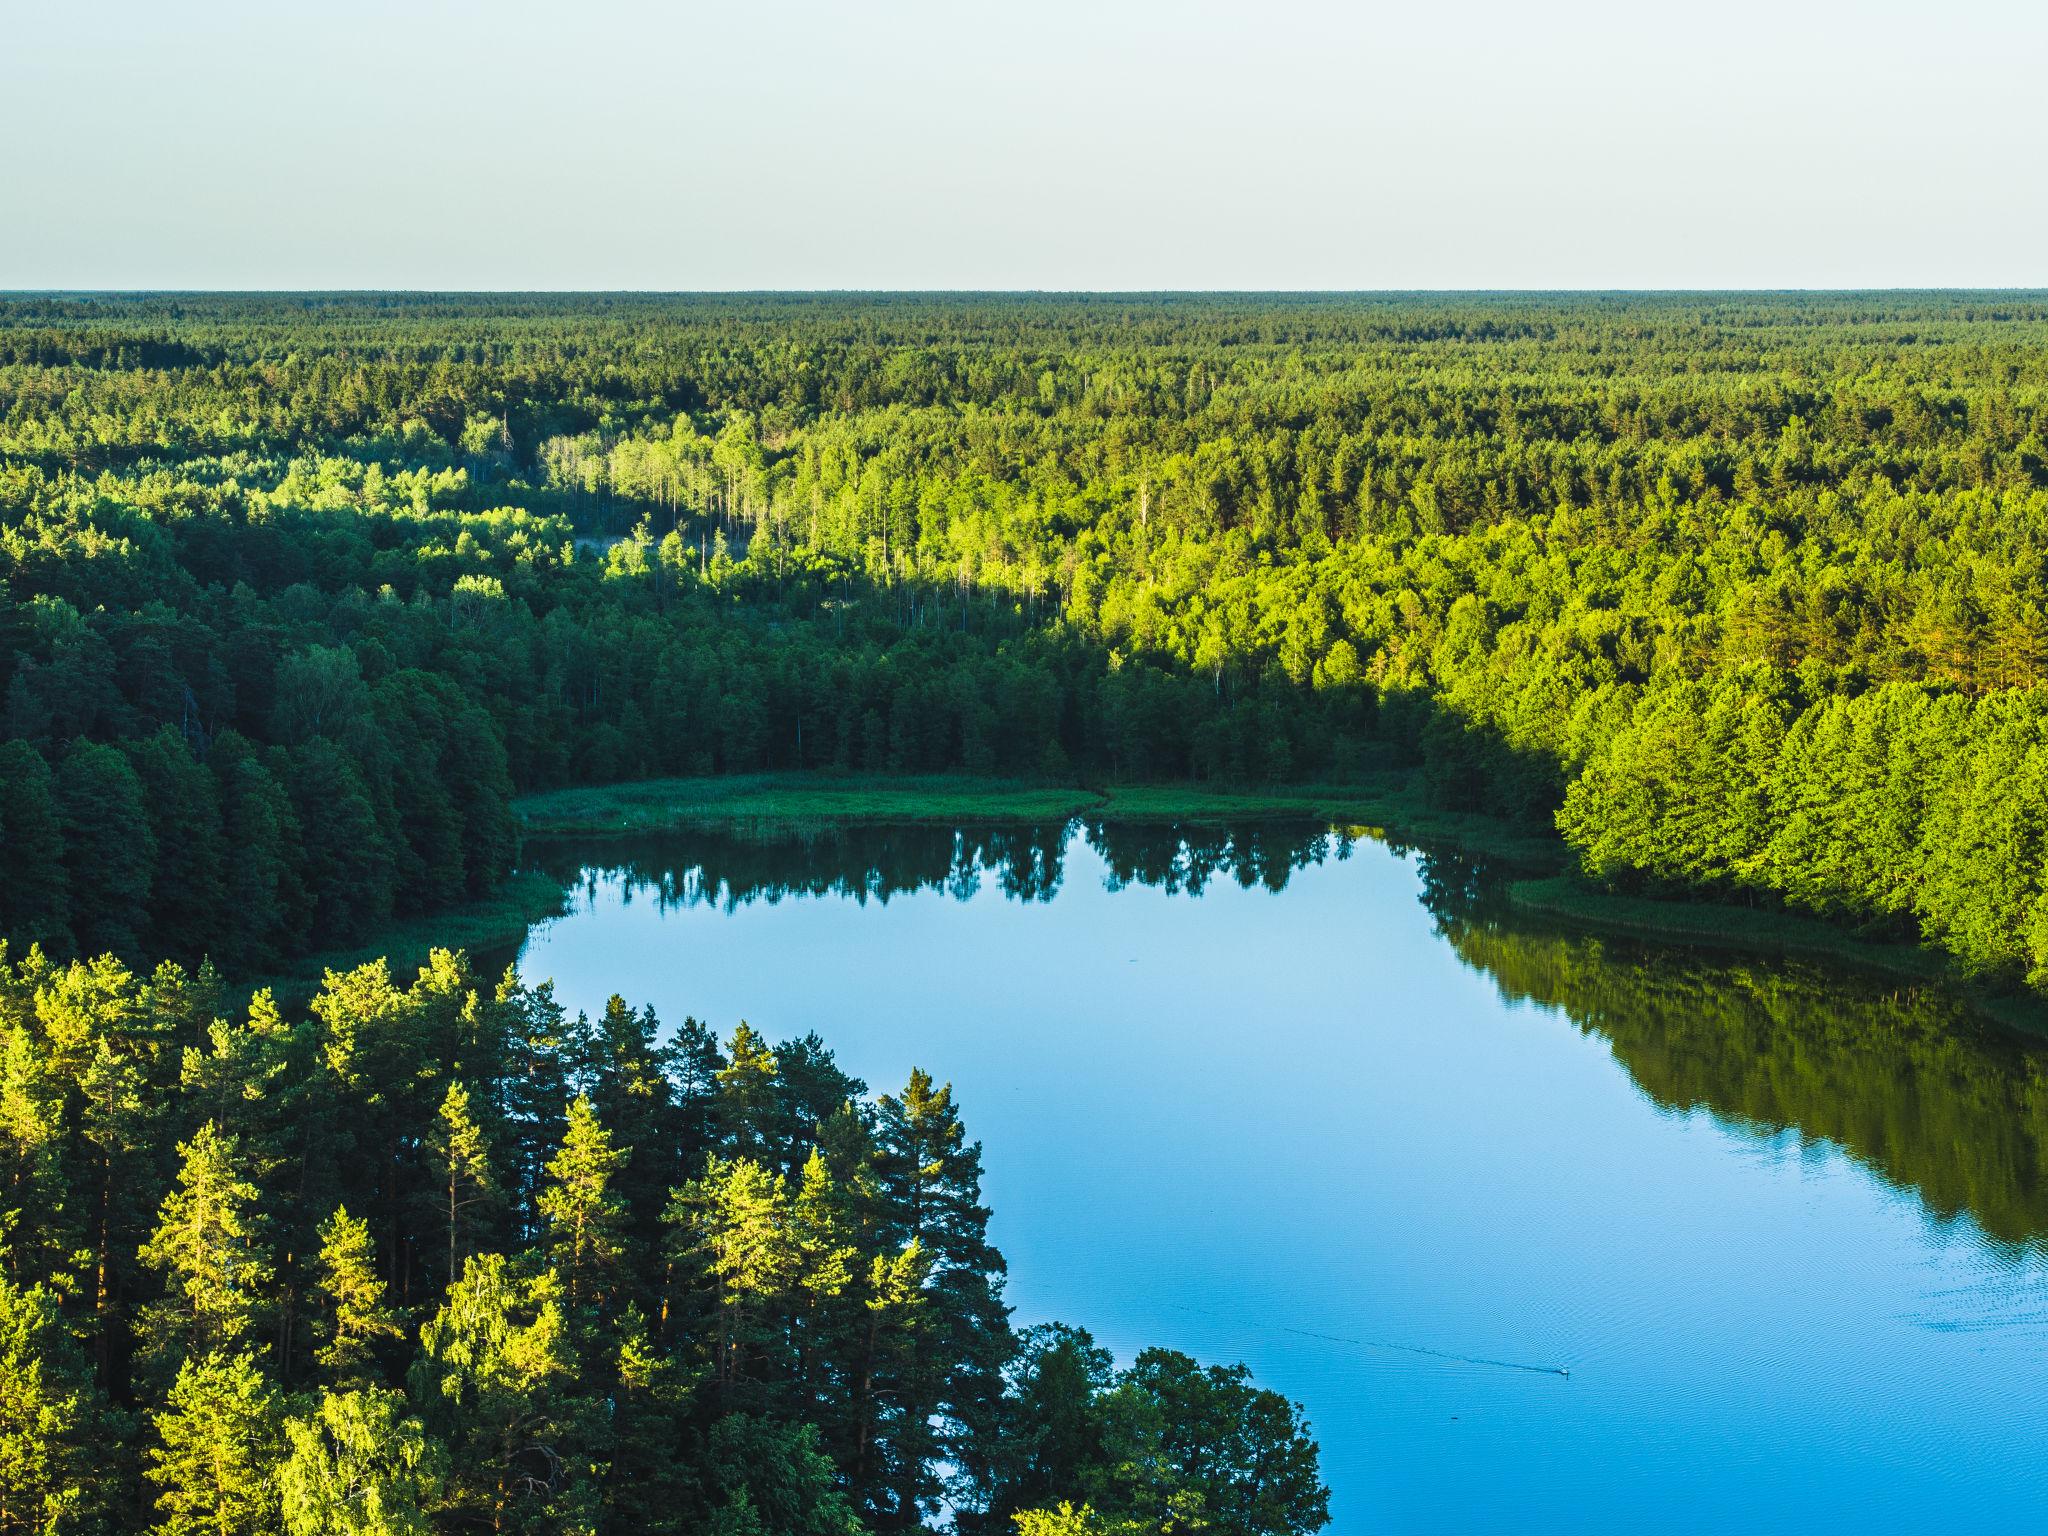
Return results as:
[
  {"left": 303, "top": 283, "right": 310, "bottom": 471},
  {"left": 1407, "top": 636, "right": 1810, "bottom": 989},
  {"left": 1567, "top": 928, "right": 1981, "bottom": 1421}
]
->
[
  {"left": 278, "top": 773, "right": 2041, "bottom": 1033},
  {"left": 244, "top": 870, "right": 570, "bottom": 1008},
  {"left": 509, "top": 771, "right": 1570, "bottom": 866}
]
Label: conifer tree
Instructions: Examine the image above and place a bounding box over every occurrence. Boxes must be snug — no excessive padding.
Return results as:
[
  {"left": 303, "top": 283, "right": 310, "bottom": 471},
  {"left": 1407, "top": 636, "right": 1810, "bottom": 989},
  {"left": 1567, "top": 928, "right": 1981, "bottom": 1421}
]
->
[
  {"left": 146, "top": 1351, "right": 283, "bottom": 1536},
  {"left": 600, "top": 1305, "right": 688, "bottom": 1531},
  {"left": 851, "top": 1238, "right": 930, "bottom": 1524},
  {"left": 137, "top": 1122, "right": 274, "bottom": 1376},
  {"left": 0, "top": 743, "right": 67, "bottom": 954},
  {"left": 789, "top": 1148, "right": 860, "bottom": 1408},
  {"left": 425, "top": 1082, "right": 497, "bottom": 1285},
  {"left": 55, "top": 740, "right": 157, "bottom": 961},
  {"left": 309, "top": 1207, "right": 405, "bottom": 1385},
  {"left": 716, "top": 1023, "right": 779, "bottom": 1156},
  {"left": 0, "top": 1277, "right": 112, "bottom": 1536},
  {"left": 589, "top": 996, "right": 677, "bottom": 1265},
  {"left": 667, "top": 1156, "right": 796, "bottom": 1394},
  {"left": 664, "top": 1013, "right": 726, "bottom": 1164},
  {"left": 0, "top": 1016, "right": 69, "bottom": 1290},
  {"left": 874, "top": 1070, "right": 1012, "bottom": 1521},
  {"left": 127, "top": 729, "right": 229, "bottom": 968},
  {"left": 496, "top": 975, "right": 584, "bottom": 1233},
  {"left": 538, "top": 1095, "right": 629, "bottom": 1313}
]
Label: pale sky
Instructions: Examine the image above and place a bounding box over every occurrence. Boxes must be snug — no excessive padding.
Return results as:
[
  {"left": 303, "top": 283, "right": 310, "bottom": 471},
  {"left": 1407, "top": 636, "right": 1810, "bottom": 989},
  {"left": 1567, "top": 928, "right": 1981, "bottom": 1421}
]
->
[{"left": 3, "top": 0, "right": 2043, "bottom": 290}]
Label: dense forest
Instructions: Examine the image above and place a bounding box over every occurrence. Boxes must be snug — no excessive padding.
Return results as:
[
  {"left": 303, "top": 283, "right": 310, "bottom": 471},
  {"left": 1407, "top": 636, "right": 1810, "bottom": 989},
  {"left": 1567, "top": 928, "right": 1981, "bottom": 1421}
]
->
[
  {"left": 4, "top": 290, "right": 2048, "bottom": 1531},
  {"left": 0, "top": 939, "right": 1326, "bottom": 1535},
  {"left": 6, "top": 293, "right": 2048, "bottom": 985}
]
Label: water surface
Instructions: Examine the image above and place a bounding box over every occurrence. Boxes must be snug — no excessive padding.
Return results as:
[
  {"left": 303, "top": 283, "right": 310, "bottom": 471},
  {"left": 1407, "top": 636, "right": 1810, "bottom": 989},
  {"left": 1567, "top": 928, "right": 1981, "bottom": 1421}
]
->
[{"left": 512, "top": 822, "right": 2048, "bottom": 1533}]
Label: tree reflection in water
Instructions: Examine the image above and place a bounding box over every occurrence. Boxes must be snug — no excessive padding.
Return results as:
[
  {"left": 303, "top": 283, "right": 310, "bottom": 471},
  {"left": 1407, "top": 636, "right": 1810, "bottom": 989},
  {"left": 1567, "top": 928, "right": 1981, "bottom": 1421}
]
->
[{"left": 522, "top": 819, "right": 2048, "bottom": 1249}]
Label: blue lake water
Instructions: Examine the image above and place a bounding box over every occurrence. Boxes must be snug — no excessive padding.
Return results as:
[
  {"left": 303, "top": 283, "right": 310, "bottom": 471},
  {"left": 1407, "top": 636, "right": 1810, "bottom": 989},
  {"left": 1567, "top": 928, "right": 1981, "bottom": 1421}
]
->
[{"left": 510, "top": 822, "right": 2048, "bottom": 1533}]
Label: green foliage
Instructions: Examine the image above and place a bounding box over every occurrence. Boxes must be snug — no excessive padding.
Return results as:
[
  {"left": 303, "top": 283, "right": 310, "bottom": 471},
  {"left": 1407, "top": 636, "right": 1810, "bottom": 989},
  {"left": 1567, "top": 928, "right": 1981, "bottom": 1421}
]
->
[
  {"left": 537, "top": 1096, "right": 629, "bottom": 1313},
  {"left": 11, "top": 293, "right": 2048, "bottom": 983},
  {"left": 1084, "top": 1350, "right": 1327, "bottom": 1536},
  {"left": 0, "top": 744, "right": 66, "bottom": 953},
  {"left": 425, "top": 1082, "right": 498, "bottom": 1281},
  {"left": 0, "top": 920, "right": 1327, "bottom": 1532},
  {"left": 1011, "top": 1506, "right": 1147, "bottom": 1536},
  {"left": 0, "top": 1276, "right": 114, "bottom": 1536},
  {"left": 697, "top": 1414, "right": 865, "bottom": 1536},
  {"left": 279, "top": 1389, "right": 442, "bottom": 1536},
  {"left": 146, "top": 1352, "right": 282, "bottom": 1536},
  {"left": 311, "top": 1207, "right": 406, "bottom": 1385},
  {"left": 407, "top": 1255, "right": 591, "bottom": 1533},
  {"left": 53, "top": 743, "right": 154, "bottom": 962},
  {"left": 136, "top": 1123, "right": 273, "bottom": 1376}
]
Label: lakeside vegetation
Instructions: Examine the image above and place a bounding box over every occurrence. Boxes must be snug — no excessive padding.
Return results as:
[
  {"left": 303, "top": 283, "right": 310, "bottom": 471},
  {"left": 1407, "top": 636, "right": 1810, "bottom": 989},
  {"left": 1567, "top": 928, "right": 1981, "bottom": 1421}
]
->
[
  {"left": 10, "top": 289, "right": 2048, "bottom": 1530},
  {"left": 512, "top": 772, "right": 1564, "bottom": 862},
  {"left": 0, "top": 941, "right": 1326, "bottom": 1536}
]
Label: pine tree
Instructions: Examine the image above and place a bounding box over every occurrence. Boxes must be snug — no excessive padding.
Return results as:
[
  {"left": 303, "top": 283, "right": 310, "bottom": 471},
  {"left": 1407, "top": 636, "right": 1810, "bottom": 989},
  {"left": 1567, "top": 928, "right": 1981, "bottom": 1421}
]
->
[
  {"left": 874, "top": 1069, "right": 1011, "bottom": 1526},
  {"left": 55, "top": 740, "right": 157, "bottom": 960},
  {"left": 0, "top": 1014, "right": 69, "bottom": 1291},
  {"left": 146, "top": 1351, "right": 284, "bottom": 1536},
  {"left": 664, "top": 1013, "right": 725, "bottom": 1164},
  {"left": 600, "top": 1305, "right": 688, "bottom": 1532},
  {"left": 789, "top": 1149, "right": 860, "bottom": 1408},
  {"left": 137, "top": 1122, "right": 274, "bottom": 1374},
  {"left": 666, "top": 1157, "right": 796, "bottom": 1394},
  {"left": 310, "top": 1207, "right": 404, "bottom": 1385},
  {"left": 279, "top": 1389, "right": 442, "bottom": 1536},
  {"left": 177, "top": 992, "right": 294, "bottom": 1192},
  {"left": 127, "top": 728, "right": 229, "bottom": 968},
  {"left": 538, "top": 1095, "right": 629, "bottom": 1313},
  {"left": 0, "top": 1277, "right": 112, "bottom": 1536},
  {"left": 851, "top": 1238, "right": 929, "bottom": 1524},
  {"left": 765, "top": 1034, "right": 865, "bottom": 1178},
  {"left": 590, "top": 996, "right": 677, "bottom": 1269},
  {"left": 425, "top": 1082, "right": 497, "bottom": 1286},
  {"left": 496, "top": 973, "right": 585, "bottom": 1235},
  {"left": 716, "top": 1023, "right": 779, "bottom": 1156},
  {"left": 206, "top": 733, "right": 304, "bottom": 973}
]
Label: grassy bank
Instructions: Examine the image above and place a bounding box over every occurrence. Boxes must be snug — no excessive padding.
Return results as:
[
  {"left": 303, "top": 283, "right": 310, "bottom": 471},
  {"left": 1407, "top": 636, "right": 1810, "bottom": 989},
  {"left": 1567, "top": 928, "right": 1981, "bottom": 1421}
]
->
[
  {"left": 508, "top": 772, "right": 2045, "bottom": 1030},
  {"left": 1088, "top": 781, "right": 1569, "bottom": 867},
  {"left": 1504, "top": 876, "right": 1957, "bottom": 981},
  {"left": 514, "top": 774, "right": 1106, "bottom": 837},
  {"left": 512, "top": 772, "right": 1567, "bottom": 865},
  {"left": 247, "top": 870, "right": 571, "bottom": 1009},
  {"left": 1506, "top": 875, "right": 2048, "bottom": 1032}
]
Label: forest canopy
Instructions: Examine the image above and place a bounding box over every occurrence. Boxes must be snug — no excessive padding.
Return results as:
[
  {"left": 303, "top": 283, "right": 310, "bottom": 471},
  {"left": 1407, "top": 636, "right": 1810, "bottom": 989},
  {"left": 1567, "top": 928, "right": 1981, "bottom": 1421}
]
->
[
  {"left": 5, "top": 290, "right": 2048, "bottom": 979},
  {"left": 0, "top": 941, "right": 1328, "bottom": 1534},
  {"left": 7, "top": 288, "right": 2048, "bottom": 1531}
]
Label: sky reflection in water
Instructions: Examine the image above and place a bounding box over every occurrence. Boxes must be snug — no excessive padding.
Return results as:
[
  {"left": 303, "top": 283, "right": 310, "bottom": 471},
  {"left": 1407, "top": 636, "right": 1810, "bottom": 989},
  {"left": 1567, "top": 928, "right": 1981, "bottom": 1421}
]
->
[{"left": 512, "top": 822, "right": 2048, "bottom": 1534}]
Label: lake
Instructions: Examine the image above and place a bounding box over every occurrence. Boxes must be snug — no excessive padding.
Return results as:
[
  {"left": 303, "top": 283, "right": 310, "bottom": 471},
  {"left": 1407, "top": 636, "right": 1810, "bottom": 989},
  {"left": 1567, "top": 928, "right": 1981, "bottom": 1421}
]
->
[{"left": 508, "top": 821, "right": 2048, "bottom": 1533}]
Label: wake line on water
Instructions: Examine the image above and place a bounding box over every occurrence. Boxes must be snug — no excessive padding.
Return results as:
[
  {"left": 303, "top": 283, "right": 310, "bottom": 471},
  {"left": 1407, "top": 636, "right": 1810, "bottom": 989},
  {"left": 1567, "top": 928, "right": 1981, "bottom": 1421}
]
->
[{"left": 1170, "top": 1304, "right": 1571, "bottom": 1378}]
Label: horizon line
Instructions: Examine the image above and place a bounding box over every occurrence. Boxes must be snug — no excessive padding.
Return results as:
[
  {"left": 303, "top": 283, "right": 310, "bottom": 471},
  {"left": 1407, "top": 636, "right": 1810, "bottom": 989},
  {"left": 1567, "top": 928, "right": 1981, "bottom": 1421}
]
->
[{"left": 5, "top": 285, "right": 2048, "bottom": 300}]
